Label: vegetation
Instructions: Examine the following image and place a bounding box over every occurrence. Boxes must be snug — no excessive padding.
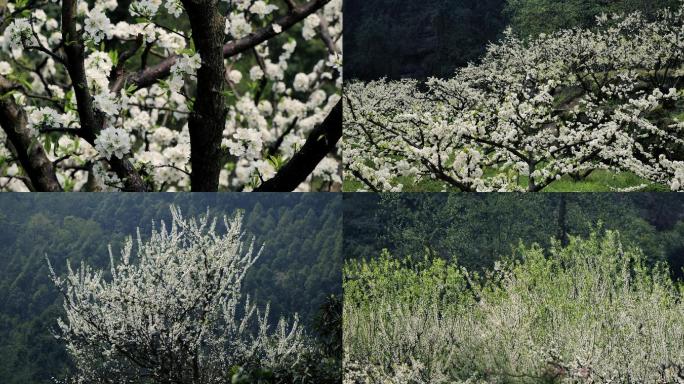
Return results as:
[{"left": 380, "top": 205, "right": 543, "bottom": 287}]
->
[
  {"left": 343, "top": 170, "right": 670, "bottom": 193},
  {"left": 344, "top": 193, "right": 684, "bottom": 274},
  {"left": 505, "top": 0, "right": 681, "bottom": 37},
  {"left": 344, "top": 2, "right": 684, "bottom": 192},
  {"left": 0, "top": 194, "right": 342, "bottom": 383},
  {"left": 345, "top": 0, "right": 508, "bottom": 79},
  {"left": 345, "top": 5, "right": 684, "bottom": 192},
  {"left": 0, "top": 0, "right": 341, "bottom": 191},
  {"left": 344, "top": 231, "right": 684, "bottom": 383},
  {"left": 345, "top": 0, "right": 681, "bottom": 80}
]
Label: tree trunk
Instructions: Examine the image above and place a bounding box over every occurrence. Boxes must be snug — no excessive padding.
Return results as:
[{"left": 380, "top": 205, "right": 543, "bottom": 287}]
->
[{"left": 183, "top": 0, "right": 227, "bottom": 192}]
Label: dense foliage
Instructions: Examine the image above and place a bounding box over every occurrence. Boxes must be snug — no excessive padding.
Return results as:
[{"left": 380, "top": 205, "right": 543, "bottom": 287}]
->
[
  {"left": 345, "top": 3, "right": 684, "bottom": 192},
  {"left": 344, "top": 0, "right": 507, "bottom": 79},
  {"left": 344, "top": 231, "right": 684, "bottom": 383},
  {"left": 344, "top": 193, "right": 684, "bottom": 276},
  {"left": 0, "top": 194, "right": 342, "bottom": 383},
  {"left": 344, "top": 0, "right": 680, "bottom": 80},
  {"left": 505, "top": 0, "right": 681, "bottom": 37}
]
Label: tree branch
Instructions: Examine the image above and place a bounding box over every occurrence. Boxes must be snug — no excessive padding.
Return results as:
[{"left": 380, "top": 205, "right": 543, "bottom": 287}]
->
[
  {"left": 255, "top": 99, "right": 341, "bottom": 191},
  {"left": 123, "top": 0, "right": 331, "bottom": 91},
  {"left": 316, "top": 11, "right": 338, "bottom": 54},
  {"left": 0, "top": 77, "right": 62, "bottom": 191},
  {"left": 62, "top": 0, "right": 146, "bottom": 191},
  {"left": 266, "top": 117, "right": 298, "bottom": 157}
]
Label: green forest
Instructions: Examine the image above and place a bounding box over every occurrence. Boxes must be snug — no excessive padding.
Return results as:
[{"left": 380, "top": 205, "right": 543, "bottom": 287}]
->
[
  {"left": 345, "top": 0, "right": 681, "bottom": 79},
  {"left": 0, "top": 194, "right": 342, "bottom": 384},
  {"left": 344, "top": 194, "right": 684, "bottom": 277}
]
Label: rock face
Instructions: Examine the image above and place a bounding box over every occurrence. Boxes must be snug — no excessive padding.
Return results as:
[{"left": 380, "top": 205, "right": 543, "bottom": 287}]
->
[{"left": 345, "top": 0, "right": 507, "bottom": 80}]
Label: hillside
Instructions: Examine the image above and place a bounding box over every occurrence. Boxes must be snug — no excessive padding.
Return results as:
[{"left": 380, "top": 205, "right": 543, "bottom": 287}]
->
[
  {"left": 344, "top": 0, "right": 507, "bottom": 79},
  {"left": 344, "top": 0, "right": 681, "bottom": 80}
]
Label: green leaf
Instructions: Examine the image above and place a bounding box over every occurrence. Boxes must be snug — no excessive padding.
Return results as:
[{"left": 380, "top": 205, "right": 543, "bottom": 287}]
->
[
  {"left": 108, "top": 50, "right": 119, "bottom": 66},
  {"left": 267, "top": 155, "right": 285, "bottom": 171},
  {"left": 44, "top": 134, "right": 53, "bottom": 154},
  {"left": 126, "top": 83, "right": 138, "bottom": 95}
]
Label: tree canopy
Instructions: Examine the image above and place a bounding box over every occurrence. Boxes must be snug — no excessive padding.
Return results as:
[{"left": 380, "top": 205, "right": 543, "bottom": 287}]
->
[
  {"left": 345, "top": 0, "right": 508, "bottom": 80},
  {"left": 505, "top": 0, "right": 681, "bottom": 37},
  {"left": 344, "top": 193, "right": 684, "bottom": 276},
  {"left": 344, "top": 0, "right": 681, "bottom": 80},
  {"left": 344, "top": 5, "right": 684, "bottom": 192}
]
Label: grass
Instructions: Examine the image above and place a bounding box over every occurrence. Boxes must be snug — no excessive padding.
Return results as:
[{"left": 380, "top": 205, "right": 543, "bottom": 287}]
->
[{"left": 343, "top": 169, "right": 670, "bottom": 192}]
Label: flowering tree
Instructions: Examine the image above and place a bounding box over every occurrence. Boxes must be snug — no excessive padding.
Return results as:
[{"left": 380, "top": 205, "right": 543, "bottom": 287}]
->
[
  {"left": 47, "top": 206, "right": 310, "bottom": 383},
  {"left": 344, "top": 5, "right": 684, "bottom": 192},
  {"left": 0, "top": 0, "right": 341, "bottom": 191}
]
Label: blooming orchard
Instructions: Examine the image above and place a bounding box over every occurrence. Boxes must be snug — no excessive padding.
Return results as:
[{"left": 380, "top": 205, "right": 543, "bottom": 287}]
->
[
  {"left": 344, "top": 5, "right": 684, "bottom": 192},
  {"left": 0, "top": 0, "right": 341, "bottom": 191},
  {"left": 47, "top": 206, "right": 310, "bottom": 383}
]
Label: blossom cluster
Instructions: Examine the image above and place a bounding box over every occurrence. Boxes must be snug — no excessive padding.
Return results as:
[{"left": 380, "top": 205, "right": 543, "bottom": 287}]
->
[
  {"left": 344, "top": 232, "right": 684, "bottom": 383},
  {"left": 0, "top": 0, "right": 342, "bottom": 191},
  {"left": 344, "top": 5, "right": 684, "bottom": 191}
]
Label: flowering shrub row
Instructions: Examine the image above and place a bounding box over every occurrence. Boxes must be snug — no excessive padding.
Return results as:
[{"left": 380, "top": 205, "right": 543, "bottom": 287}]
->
[{"left": 344, "top": 232, "right": 684, "bottom": 383}]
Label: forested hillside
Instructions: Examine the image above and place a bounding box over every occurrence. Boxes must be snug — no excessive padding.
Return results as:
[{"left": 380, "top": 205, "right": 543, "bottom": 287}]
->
[
  {"left": 345, "top": 0, "right": 507, "bottom": 79},
  {"left": 345, "top": 0, "right": 680, "bottom": 79},
  {"left": 0, "top": 194, "right": 342, "bottom": 384},
  {"left": 344, "top": 194, "right": 684, "bottom": 277},
  {"left": 505, "top": 0, "right": 680, "bottom": 37}
]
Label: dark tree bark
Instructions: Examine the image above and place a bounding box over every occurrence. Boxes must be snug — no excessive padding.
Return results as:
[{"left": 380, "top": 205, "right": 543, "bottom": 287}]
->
[
  {"left": 0, "top": 77, "right": 62, "bottom": 191},
  {"left": 175, "top": 0, "right": 333, "bottom": 191},
  {"left": 182, "top": 0, "right": 228, "bottom": 192},
  {"left": 255, "top": 100, "right": 341, "bottom": 192}
]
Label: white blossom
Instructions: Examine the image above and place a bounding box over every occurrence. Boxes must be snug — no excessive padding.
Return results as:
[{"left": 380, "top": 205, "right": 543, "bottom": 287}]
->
[
  {"left": 94, "top": 126, "right": 131, "bottom": 159},
  {"left": 47, "top": 207, "right": 308, "bottom": 383},
  {"left": 84, "top": 6, "right": 113, "bottom": 43}
]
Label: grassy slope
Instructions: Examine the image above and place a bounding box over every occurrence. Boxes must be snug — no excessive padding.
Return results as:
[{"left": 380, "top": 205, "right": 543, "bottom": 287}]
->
[{"left": 343, "top": 170, "right": 670, "bottom": 192}]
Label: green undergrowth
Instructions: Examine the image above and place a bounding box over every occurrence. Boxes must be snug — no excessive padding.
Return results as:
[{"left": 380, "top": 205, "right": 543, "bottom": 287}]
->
[{"left": 344, "top": 170, "right": 668, "bottom": 192}]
